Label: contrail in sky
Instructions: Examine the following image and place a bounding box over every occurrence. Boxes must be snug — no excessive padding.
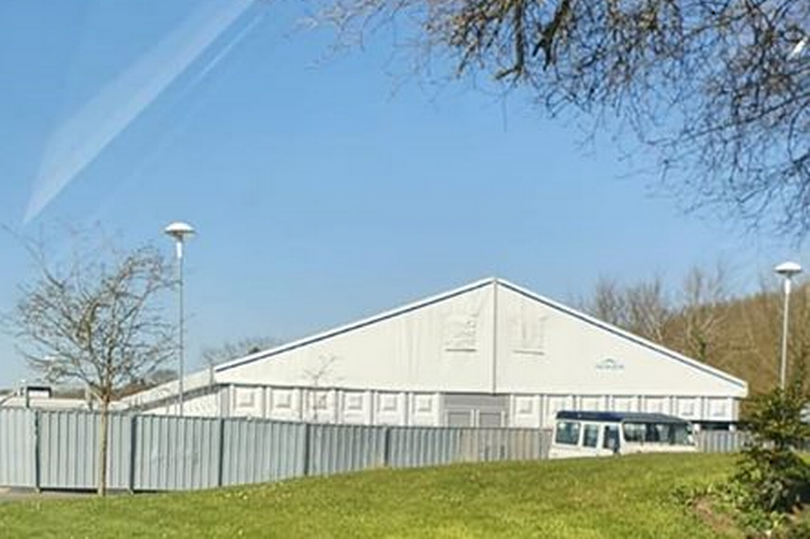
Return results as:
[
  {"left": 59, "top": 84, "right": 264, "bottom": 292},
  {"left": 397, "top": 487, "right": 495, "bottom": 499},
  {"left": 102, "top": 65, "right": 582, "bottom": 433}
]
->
[
  {"left": 24, "top": 0, "right": 257, "bottom": 224},
  {"left": 189, "top": 11, "right": 266, "bottom": 88}
]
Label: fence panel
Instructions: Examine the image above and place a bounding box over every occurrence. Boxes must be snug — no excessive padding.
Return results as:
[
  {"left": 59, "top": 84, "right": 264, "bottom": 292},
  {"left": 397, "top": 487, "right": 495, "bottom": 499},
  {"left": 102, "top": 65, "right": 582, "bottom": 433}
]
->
[
  {"left": 3, "top": 411, "right": 766, "bottom": 493},
  {"left": 458, "top": 428, "right": 546, "bottom": 462},
  {"left": 38, "top": 411, "right": 131, "bottom": 491},
  {"left": 697, "top": 430, "right": 749, "bottom": 453},
  {"left": 307, "top": 424, "right": 387, "bottom": 476},
  {"left": 221, "top": 419, "right": 307, "bottom": 486},
  {"left": 132, "top": 415, "right": 221, "bottom": 491},
  {"left": 0, "top": 409, "right": 36, "bottom": 488},
  {"left": 387, "top": 427, "right": 462, "bottom": 468}
]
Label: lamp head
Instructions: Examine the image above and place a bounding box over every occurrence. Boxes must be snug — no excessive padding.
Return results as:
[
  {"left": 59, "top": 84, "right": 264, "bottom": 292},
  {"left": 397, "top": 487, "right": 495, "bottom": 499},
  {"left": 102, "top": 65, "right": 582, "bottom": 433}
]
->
[
  {"left": 164, "top": 221, "right": 196, "bottom": 242},
  {"left": 774, "top": 261, "right": 802, "bottom": 279}
]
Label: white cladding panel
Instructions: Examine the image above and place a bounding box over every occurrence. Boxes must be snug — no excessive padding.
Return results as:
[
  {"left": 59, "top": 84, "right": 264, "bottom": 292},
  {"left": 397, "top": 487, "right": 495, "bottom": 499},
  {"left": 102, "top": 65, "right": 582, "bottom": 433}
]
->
[
  {"left": 495, "top": 285, "right": 746, "bottom": 397},
  {"left": 511, "top": 395, "right": 541, "bottom": 428},
  {"left": 375, "top": 392, "right": 407, "bottom": 425},
  {"left": 267, "top": 387, "right": 302, "bottom": 421},
  {"left": 217, "top": 286, "right": 496, "bottom": 393},
  {"left": 158, "top": 384, "right": 737, "bottom": 428},
  {"left": 231, "top": 386, "right": 264, "bottom": 418},
  {"left": 145, "top": 391, "right": 220, "bottom": 417}
]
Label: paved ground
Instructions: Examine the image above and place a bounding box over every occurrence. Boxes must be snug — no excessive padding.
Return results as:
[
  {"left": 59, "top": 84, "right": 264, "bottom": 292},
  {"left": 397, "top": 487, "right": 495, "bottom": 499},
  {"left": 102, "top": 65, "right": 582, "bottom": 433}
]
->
[{"left": 0, "top": 487, "right": 99, "bottom": 503}]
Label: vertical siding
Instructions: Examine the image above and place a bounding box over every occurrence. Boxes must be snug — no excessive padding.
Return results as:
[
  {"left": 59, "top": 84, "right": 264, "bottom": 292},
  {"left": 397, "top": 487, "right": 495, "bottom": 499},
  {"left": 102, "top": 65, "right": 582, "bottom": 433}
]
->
[
  {"left": 221, "top": 419, "right": 307, "bottom": 486},
  {"left": 458, "top": 428, "right": 545, "bottom": 462},
  {"left": 132, "top": 415, "right": 221, "bottom": 491},
  {"left": 38, "top": 411, "right": 131, "bottom": 491},
  {"left": 307, "top": 424, "right": 387, "bottom": 476},
  {"left": 697, "top": 430, "right": 748, "bottom": 453},
  {"left": 388, "top": 427, "right": 462, "bottom": 468},
  {"left": 0, "top": 409, "right": 36, "bottom": 488}
]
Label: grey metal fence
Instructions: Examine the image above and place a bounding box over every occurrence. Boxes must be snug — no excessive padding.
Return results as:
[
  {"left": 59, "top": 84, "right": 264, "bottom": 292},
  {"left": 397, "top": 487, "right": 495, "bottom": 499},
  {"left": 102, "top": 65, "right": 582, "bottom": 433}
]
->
[
  {"left": 696, "top": 430, "right": 750, "bottom": 453},
  {"left": 0, "top": 409, "right": 746, "bottom": 492}
]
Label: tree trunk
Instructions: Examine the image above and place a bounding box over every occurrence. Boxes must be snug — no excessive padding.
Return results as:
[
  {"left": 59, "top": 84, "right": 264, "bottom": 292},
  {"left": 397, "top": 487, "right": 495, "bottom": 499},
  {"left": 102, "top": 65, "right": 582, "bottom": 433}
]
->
[{"left": 97, "top": 397, "right": 110, "bottom": 497}]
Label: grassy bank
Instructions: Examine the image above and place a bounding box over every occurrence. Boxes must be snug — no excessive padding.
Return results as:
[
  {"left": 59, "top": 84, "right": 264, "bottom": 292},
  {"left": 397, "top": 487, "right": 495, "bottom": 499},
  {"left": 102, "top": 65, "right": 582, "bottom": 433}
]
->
[{"left": 0, "top": 454, "right": 738, "bottom": 538}]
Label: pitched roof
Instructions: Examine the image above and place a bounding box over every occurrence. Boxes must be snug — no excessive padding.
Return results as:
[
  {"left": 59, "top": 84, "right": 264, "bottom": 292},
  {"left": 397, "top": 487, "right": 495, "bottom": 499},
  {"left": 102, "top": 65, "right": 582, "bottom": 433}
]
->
[{"left": 216, "top": 277, "right": 747, "bottom": 392}]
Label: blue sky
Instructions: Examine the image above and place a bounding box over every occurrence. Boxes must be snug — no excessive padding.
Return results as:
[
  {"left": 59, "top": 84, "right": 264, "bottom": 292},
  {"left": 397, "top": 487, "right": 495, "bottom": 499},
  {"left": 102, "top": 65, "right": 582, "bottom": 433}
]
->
[{"left": 0, "top": 0, "right": 801, "bottom": 388}]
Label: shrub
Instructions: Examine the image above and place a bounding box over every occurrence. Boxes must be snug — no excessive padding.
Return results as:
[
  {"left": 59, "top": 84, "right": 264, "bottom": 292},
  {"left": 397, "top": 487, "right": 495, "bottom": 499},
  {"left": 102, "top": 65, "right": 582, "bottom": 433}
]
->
[{"left": 731, "top": 376, "right": 810, "bottom": 532}]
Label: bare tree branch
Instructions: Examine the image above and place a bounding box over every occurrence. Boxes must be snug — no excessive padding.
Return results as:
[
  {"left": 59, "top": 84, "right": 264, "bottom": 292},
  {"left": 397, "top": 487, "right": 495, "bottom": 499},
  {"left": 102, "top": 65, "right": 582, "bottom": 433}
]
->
[{"left": 316, "top": 0, "right": 809, "bottom": 236}]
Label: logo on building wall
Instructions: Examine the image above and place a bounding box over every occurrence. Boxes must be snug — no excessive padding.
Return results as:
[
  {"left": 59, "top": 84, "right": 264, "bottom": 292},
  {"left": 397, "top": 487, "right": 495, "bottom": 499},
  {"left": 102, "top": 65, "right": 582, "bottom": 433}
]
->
[{"left": 596, "top": 358, "right": 625, "bottom": 371}]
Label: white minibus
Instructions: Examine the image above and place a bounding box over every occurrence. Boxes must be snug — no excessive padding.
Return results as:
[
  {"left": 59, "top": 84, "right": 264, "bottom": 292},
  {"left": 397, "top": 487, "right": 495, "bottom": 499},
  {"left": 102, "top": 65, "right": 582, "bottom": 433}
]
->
[{"left": 549, "top": 411, "right": 697, "bottom": 459}]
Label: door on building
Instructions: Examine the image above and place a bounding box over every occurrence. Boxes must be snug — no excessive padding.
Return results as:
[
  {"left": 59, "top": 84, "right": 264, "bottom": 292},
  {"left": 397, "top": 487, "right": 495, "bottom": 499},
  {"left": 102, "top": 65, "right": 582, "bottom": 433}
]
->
[{"left": 443, "top": 394, "right": 508, "bottom": 427}]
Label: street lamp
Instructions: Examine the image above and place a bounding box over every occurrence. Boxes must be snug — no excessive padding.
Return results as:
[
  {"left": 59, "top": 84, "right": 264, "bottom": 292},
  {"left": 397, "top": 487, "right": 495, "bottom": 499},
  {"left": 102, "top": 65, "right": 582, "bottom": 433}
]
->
[
  {"left": 165, "top": 221, "right": 196, "bottom": 416},
  {"left": 774, "top": 261, "right": 802, "bottom": 389}
]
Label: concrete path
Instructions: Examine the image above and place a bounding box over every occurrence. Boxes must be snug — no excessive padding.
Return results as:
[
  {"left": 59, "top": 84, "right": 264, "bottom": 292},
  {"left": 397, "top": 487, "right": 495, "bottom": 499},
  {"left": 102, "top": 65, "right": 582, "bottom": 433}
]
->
[{"left": 0, "top": 487, "right": 98, "bottom": 503}]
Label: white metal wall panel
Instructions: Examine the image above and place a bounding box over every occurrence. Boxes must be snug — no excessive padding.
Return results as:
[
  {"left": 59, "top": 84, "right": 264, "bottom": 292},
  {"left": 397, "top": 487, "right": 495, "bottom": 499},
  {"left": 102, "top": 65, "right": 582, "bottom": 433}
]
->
[
  {"left": 216, "top": 285, "right": 496, "bottom": 393},
  {"left": 410, "top": 393, "right": 440, "bottom": 426},
  {"left": 495, "top": 283, "right": 746, "bottom": 398},
  {"left": 611, "top": 396, "right": 639, "bottom": 413},
  {"left": 374, "top": 391, "right": 406, "bottom": 425},
  {"left": 676, "top": 397, "right": 701, "bottom": 419},
  {"left": 340, "top": 390, "right": 371, "bottom": 425},
  {"left": 0, "top": 409, "right": 36, "bottom": 488},
  {"left": 579, "top": 395, "right": 605, "bottom": 412},
  {"left": 266, "top": 387, "right": 302, "bottom": 421},
  {"left": 304, "top": 389, "right": 338, "bottom": 423},
  {"left": 706, "top": 397, "right": 733, "bottom": 421},
  {"left": 543, "top": 395, "right": 574, "bottom": 427},
  {"left": 642, "top": 396, "right": 670, "bottom": 415},
  {"left": 510, "top": 395, "right": 540, "bottom": 428},
  {"left": 182, "top": 392, "right": 221, "bottom": 417},
  {"left": 231, "top": 386, "right": 264, "bottom": 418}
]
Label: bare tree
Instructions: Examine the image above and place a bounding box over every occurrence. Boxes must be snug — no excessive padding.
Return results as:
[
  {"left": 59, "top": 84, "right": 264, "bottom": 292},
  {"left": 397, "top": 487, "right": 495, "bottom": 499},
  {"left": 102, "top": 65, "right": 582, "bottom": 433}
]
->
[
  {"left": 675, "top": 264, "right": 730, "bottom": 363},
  {"left": 586, "top": 277, "right": 629, "bottom": 328},
  {"left": 201, "top": 336, "right": 285, "bottom": 367},
  {"left": 583, "top": 275, "right": 672, "bottom": 343},
  {"left": 624, "top": 278, "right": 671, "bottom": 343},
  {"left": 317, "top": 0, "right": 809, "bottom": 235},
  {"left": 10, "top": 235, "right": 175, "bottom": 496},
  {"left": 304, "top": 355, "right": 340, "bottom": 423}
]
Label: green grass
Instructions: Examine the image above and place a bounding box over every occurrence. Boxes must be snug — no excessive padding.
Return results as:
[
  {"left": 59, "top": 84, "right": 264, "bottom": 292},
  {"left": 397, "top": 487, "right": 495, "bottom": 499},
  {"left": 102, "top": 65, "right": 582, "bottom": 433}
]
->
[{"left": 0, "top": 454, "right": 739, "bottom": 538}]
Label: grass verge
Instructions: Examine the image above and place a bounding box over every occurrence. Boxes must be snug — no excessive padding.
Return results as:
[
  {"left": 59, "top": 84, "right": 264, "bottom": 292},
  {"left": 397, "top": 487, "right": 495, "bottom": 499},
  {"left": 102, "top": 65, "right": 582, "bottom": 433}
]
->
[{"left": 0, "top": 454, "right": 739, "bottom": 538}]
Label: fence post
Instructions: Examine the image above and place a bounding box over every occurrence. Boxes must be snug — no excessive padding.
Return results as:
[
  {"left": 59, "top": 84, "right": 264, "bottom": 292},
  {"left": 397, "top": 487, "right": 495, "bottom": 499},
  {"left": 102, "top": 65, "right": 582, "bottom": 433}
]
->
[
  {"left": 217, "top": 417, "right": 226, "bottom": 488},
  {"left": 383, "top": 426, "right": 392, "bottom": 468},
  {"left": 33, "top": 410, "right": 41, "bottom": 493},
  {"left": 302, "top": 423, "right": 311, "bottom": 477},
  {"left": 128, "top": 415, "right": 137, "bottom": 494}
]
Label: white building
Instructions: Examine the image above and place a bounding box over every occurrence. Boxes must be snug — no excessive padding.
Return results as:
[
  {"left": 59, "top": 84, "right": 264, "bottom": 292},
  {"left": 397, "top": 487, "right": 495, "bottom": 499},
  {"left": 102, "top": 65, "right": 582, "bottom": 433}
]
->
[{"left": 126, "top": 278, "right": 748, "bottom": 429}]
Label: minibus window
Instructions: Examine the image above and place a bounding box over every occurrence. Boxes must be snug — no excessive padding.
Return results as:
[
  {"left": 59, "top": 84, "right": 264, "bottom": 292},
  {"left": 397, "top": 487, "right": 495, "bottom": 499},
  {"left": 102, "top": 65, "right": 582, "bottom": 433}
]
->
[
  {"left": 667, "top": 423, "right": 694, "bottom": 445},
  {"left": 623, "top": 423, "right": 645, "bottom": 443},
  {"left": 583, "top": 424, "right": 599, "bottom": 448},
  {"left": 623, "top": 421, "right": 693, "bottom": 445},
  {"left": 555, "top": 421, "right": 581, "bottom": 445},
  {"left": 603, "top": 425, "right": 620, "bottom": 452}
]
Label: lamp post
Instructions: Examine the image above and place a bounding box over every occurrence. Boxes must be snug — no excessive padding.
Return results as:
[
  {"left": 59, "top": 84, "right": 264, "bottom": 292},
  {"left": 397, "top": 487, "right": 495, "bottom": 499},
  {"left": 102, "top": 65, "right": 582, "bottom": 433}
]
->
[
  {"left": 165, "top": 221, "right": 195, "bottom": 416},
  {"left": 774, "top": 261, "right": 802, "bottom": 389}
]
